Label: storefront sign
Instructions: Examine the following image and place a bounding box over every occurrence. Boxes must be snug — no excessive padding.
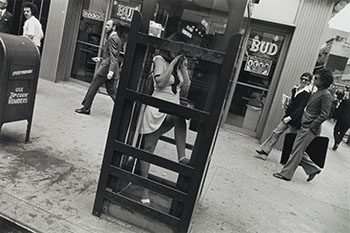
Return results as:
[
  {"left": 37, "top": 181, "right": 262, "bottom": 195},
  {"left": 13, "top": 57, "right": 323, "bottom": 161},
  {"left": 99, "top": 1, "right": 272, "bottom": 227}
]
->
[
  {"left": 82, "top": 9, "right": 105, "bottom": 22},
  {"left": 250, "top": 38, "right": 279, "bottom": 56},
  {"left": 8, "top": 87, "right": 29, "bottom": 105},
  {"left": 244, "top": 55, "right": 272, "bottom": 76},
  {"left": 112, "top": 1, "right": 140, "bottom": 22}
]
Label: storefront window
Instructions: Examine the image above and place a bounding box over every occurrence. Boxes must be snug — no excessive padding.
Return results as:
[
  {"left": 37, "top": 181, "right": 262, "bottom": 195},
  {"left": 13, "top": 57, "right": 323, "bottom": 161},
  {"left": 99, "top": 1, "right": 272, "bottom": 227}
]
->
[
  {"left": 226, "top": 28, "right": 285, "bottom": 132},
  {"left": 71, "top": 0, "right": 109, "bottom": 83}
]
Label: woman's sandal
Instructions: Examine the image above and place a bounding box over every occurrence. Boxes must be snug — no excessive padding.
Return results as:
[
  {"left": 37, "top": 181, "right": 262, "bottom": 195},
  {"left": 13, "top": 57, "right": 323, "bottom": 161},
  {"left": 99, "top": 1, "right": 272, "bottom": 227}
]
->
[{"left": 273, "top": 173, "right": 291, "bottom": 181}]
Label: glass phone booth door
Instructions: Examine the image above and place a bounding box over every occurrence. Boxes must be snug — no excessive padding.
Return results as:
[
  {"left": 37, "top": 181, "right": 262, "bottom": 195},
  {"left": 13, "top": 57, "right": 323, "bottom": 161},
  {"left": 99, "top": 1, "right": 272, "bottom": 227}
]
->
[{"left": 226, "top": 27, "right": 286, "bottom": 134}]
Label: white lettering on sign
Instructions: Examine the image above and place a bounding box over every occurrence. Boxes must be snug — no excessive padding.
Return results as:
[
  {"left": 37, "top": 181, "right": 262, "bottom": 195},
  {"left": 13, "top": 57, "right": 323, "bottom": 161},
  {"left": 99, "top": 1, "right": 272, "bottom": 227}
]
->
[
  {"left": 116, "top": 4, "right": 140, "bottom": 22},
  {"left": 250, "top": 39, "right": 278, "bottom": 56},
  {"left": 82, "top": 9, "right": 105, "bottom": 22},
  {"left": 8, "top": 87, "right": 29, "bottom": 105},
  {"left": 12, "top": 69, "right": 33, "bottom": 77}
]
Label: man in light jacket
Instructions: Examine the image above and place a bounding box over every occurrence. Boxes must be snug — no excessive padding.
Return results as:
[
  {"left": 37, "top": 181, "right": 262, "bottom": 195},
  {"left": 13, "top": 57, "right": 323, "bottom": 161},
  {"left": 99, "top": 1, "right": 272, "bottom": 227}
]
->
[
  {"left": 273, "top": 68, "right": 333, "bottom": 182},
  {"left": 22, "top": 2, "right": 44, "bottom": 48}
]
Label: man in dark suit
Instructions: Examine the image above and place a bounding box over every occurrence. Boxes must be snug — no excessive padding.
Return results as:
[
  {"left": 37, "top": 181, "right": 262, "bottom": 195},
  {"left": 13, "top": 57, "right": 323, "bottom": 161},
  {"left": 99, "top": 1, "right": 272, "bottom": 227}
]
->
[
  {"left": 75, "top": 19, "right": 121, "bottom": 115},
  {"left": 332, "top": 98, "right": 350, "bottom": 151},
  {"left": 0, "top": 0, "right": 13, "bottom": 34},
  {"left": 273, "top": 68, "right": 333, "bottom": 182}
]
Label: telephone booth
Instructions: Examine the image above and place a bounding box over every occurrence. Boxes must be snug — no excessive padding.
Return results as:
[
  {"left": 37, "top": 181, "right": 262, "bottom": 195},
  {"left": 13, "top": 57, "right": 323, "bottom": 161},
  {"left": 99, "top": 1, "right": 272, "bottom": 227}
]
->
[{"left": 93, "top": 1, "right": 253, "bottom": 232}]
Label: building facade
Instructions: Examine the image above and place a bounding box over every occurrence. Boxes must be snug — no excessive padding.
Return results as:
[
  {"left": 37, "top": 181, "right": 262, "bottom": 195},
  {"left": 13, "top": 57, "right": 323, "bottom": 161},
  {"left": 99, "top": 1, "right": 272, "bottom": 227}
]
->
[{"left": 39, "top": 0, "right": 340, "bottom": 147}]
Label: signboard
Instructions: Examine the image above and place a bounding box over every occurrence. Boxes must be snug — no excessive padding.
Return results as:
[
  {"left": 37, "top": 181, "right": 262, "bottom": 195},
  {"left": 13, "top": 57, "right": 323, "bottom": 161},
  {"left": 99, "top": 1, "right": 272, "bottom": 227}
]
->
[
  {"left": 244, "top": 55, "right": 272, "bottom": 76},
  {"left": 112, "top": 1, "right": 140, "bottom": 22},
  {"left": 82, "top": 9, "right": 105, "bottom": 22},
  {"left": 244, "top": 31, "right": 284, "bottom": 77}
]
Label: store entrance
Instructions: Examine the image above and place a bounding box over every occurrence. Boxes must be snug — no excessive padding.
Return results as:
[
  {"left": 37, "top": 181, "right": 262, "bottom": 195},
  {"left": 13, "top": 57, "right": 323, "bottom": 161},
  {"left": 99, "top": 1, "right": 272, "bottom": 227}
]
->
[
  {"left": 70, "top": 0, "right": 109, "bottom": 83},
  {"left": 225, "top": 26, "right": 287, "bottom": 135}
]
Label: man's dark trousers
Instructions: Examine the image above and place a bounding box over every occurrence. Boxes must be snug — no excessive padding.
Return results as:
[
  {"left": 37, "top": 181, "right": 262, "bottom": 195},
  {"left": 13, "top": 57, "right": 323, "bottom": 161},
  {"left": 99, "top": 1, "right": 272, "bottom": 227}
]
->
[
  {"left": 333, "top": 121, "right": 349, "bottom": 145},
  {"left": 81, "top": 74, "right": 117, "bottom": 110}
]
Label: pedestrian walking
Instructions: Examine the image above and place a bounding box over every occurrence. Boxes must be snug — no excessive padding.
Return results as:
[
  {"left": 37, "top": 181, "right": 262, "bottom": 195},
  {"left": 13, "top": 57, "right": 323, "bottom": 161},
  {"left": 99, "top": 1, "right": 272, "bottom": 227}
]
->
[
  {"left": 22, "top": 2, "right": 44, "bottom": 48},
  {"left": 255, "top": 72, "right": 313, "bottom": 160},
  {"left": 332, "top": 98, "right": 350, "bottom": 151},
  {"left": 0, "top": 0, "right": 13, "bottom": 34},
  {"left": 75, "top": 19, "right": 121, "bottom": 115},
  {"left": 273, "top": 68, "right": 333, "bottom": 182}
]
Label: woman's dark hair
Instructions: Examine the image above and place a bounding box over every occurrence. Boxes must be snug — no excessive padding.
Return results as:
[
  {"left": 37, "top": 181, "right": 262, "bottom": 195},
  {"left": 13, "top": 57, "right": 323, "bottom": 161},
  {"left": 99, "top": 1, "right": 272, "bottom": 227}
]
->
[
  {"left": 164, "top": 32, "right": 187, "bottom": 94},
  {"left": 314, "top": 68, "right": 334, "bottom": 88},
  {"left": 300, "top": 72, "right": 312, "bottom": 82},
  {"left": 154, "top": 33, "right": 187, "bottom": 94},
  {"left": 22, "top": 2, "right": 38, "bottom": 17}
]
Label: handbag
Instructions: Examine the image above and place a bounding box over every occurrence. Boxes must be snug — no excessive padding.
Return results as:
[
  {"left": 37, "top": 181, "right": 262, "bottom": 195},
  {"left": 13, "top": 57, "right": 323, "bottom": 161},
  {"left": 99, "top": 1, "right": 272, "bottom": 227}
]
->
[
  {"left": 281, "top": 133, "right": 328, "bottom": 168},
  {"left": 142, "top": 61, "right": 155, "bottom": 95}
]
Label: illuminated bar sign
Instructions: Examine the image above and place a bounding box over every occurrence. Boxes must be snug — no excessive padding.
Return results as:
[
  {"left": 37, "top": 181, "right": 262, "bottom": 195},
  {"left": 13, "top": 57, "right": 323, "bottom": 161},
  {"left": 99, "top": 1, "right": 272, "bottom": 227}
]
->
[
  {"left": 82, "top": 9, "right": 105, "bottom": 21},
  {"left": 112, "top": 1, "right": 140, "bottom": 22},
  {"left": 244, "top": 55, "right": 272, "bottom": 76}
]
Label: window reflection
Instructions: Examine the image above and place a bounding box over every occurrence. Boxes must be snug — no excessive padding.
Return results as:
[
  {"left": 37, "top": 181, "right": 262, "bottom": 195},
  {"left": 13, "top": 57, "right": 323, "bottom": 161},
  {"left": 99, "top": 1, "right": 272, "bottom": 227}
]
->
[{"left": 151, "top": 0, "right": 231, "bottom": 50}]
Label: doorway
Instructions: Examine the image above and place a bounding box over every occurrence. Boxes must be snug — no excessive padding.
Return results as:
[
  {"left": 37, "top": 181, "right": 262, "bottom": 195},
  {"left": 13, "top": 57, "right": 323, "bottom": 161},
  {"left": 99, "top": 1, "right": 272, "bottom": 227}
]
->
[
  {"left": 70, "top": 0, "right": 109, "bottom": 83},
  {"left": 225, "top": 24, "right": 289, "bottom": 136}
]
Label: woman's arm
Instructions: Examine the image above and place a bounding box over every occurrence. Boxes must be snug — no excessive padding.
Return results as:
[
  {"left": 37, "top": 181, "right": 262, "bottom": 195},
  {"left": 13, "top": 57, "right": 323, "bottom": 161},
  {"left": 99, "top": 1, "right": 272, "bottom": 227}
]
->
[
  {"left": 154, "top": 55, "right": 182, "bottom": 88},
  {"left": 179, "top": 57, "right": 191, "bottom": 91}
]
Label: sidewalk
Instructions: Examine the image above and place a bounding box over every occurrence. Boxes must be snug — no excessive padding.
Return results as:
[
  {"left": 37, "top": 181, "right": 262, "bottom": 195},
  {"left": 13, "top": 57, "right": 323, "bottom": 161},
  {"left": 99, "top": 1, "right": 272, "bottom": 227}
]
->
[{"left": 0, "top": 79, "right": 349, "bottom": 233}]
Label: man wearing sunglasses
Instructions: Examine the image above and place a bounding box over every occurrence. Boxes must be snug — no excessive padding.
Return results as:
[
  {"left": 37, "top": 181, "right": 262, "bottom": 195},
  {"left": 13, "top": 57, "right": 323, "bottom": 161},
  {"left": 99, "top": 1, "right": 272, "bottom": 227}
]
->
[
  {"left": 273, "top": 68, "right": 333, "bottom": 182},
  {"left": 256, "top": 72, "right": 313, "bottom": 160}
]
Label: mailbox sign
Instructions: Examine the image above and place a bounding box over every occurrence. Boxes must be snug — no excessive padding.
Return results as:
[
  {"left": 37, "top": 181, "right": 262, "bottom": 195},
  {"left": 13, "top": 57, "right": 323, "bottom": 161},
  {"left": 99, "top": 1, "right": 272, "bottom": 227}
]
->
[{"left": 8, "top": 87, "right": 29, "bottom": 105}]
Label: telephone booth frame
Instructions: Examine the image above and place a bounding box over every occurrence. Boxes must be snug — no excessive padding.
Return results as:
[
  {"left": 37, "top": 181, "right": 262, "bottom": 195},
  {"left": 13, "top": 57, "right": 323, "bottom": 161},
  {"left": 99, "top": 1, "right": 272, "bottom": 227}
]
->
[{"left": 93, "top": 1, "right": 250, "bottom": 232}]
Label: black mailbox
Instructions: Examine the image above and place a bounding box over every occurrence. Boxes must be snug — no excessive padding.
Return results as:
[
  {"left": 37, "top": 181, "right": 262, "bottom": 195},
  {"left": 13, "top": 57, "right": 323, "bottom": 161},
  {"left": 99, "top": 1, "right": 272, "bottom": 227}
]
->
[{"left": 0, "top": 33, "right": 41, "bottom": 142}]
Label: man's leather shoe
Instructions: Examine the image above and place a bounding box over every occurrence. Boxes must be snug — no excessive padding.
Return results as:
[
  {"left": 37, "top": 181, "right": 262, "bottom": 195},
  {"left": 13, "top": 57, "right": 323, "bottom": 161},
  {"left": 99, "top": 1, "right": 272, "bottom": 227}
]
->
[
  {"left": 307, "top": 170, "right": 321, "bottom": 182},
  {"left": 273, "top": 173, "right": 291, "bottom": 181},
  {"left": 332, "top": 144, "right": 338, "bottom": 151},
  {"left": 75, "top": 107, "right": 90, "bottom": 115}
]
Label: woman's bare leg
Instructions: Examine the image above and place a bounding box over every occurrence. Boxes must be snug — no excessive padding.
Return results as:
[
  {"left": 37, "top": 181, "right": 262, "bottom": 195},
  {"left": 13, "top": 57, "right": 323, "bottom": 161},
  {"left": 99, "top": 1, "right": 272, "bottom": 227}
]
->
[
  {"left": 173, "top": 116, "right": 187, "bottom": 162},
  {"left": 140, "top": 124, "right": 172, "bottom": 202}
]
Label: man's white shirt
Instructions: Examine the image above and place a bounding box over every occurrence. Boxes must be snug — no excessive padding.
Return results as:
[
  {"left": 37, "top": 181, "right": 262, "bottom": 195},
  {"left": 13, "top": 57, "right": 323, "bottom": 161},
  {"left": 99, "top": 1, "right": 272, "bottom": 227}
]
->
[{"left": 23, "top": 16, "right": 44, "bottom": 47}]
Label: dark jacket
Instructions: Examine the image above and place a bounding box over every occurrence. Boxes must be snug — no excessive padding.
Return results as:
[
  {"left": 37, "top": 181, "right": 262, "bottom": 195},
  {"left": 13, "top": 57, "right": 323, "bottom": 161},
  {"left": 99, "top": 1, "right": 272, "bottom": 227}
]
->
[
  {"left": 334, "top": 99, "right": 350, "bottom": 127},
  {"left": 0, "top": 10, "right": 13, "bottom": 34},
  {"left": 284, "top": 86, "right": 311, "bottom": 128},
  {"left": 95, "top": 32, "right": 121, "bottom": 79}
]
